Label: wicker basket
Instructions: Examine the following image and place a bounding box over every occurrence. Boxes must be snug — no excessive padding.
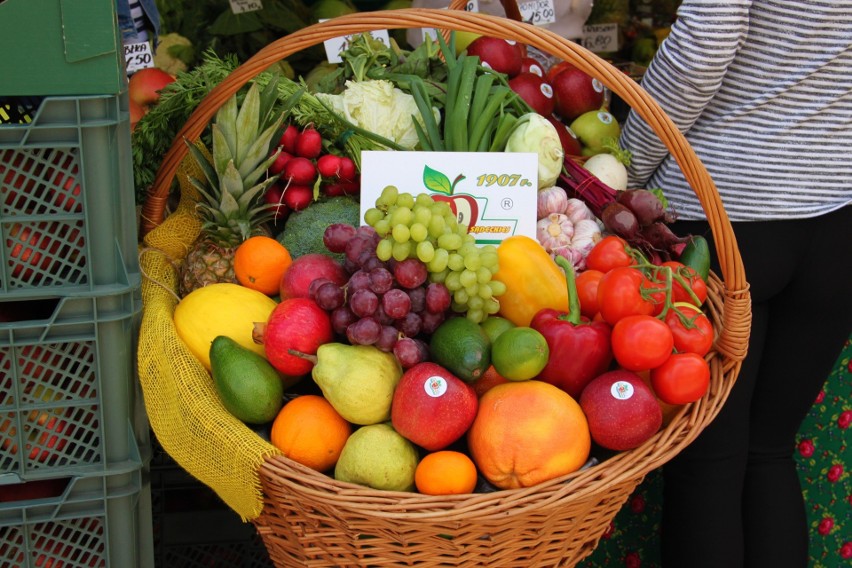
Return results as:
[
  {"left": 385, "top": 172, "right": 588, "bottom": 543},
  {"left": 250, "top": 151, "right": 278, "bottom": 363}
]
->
[{"left": 141, "top": 4, "right": 752, "bottom": 567}]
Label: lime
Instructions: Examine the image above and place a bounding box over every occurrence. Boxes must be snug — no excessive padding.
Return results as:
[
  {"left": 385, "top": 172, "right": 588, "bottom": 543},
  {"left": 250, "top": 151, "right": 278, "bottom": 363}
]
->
[
  {"left": 480, "top": 316, "right": 516, "bottom": 344},
  {"left": 491, "top": 327, "right": 550, "bottom": 381}
]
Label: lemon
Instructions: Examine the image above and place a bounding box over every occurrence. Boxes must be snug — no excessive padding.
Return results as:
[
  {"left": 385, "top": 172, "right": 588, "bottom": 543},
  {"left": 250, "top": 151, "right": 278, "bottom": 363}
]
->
[
  {"left": 480, "top": 316, "right": 516, "bottom": 344},
  {"left": 491, "top": 327, "right": 550, "bottom": 381}
]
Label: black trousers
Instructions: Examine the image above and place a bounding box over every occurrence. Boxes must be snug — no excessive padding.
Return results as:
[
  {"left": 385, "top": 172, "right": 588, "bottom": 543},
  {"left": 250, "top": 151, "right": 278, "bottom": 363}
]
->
[{"left": 661, "top": 205, "right": 852, "bottom": 568}]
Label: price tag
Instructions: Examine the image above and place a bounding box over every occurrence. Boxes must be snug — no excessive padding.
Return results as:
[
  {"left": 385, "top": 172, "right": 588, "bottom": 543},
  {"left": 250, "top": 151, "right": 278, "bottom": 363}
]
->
[
  {"left": 420, "top": 3, "right": 477, "bottom": 44},
  {"left": 581, "top": 23, "right": 619, "bottom": 53},
  {"left": 518, "top": 0, "right": 556, "bottom": 26},
  {"left": 360, "top": 151, "right": 538, "bottom": 244},
  {"left": 124, "top": 42, "right": 154, "bottom": 74},
  {"left": 321, "top": 26, "right": 391, "bottom": 64},
  {"left": 229, "top": 0, "right": 263, "bottom": 14}
]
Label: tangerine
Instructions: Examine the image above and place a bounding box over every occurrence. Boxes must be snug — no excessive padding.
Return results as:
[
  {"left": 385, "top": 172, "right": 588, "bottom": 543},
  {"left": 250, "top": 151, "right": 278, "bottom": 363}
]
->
[
  {"left": 270, "top": 395, "right": 352, "bottom": 472},
  {"left": 467, "top": 380, "right": 591, "bottom": 489},
  {"left": 414, "top": 450, "right": 478, "bottom": 495},
  {"left": 234, "top": 236, "right": 292, "bottom": 295}
]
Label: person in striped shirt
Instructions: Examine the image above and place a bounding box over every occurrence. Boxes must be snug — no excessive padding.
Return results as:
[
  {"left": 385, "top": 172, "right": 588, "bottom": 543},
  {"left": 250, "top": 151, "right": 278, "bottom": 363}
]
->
[{"left": 619, "top": 1, "right": 851, "bottom": 566}]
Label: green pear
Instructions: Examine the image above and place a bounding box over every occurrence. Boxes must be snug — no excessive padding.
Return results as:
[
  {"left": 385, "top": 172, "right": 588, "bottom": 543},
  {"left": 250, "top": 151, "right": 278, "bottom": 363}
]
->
[
  {"left": 570, "top": 110, "right": 622, "bottom": 156},
  {"left": 311, "top": 343, "right": 402, "bottom": 425},
  {"left": 334, "top": 423, "right": 419, "bottom": 491}
]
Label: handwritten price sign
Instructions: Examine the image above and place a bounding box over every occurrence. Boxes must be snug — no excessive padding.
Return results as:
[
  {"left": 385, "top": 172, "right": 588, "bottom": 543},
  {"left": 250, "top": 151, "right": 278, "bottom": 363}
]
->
[
  {"left": 581, "top": 23, "right": 619, "bottom": 53},
  {"left": 321, "top": 26, "right": 391, "bottom": 64},
  {"left": 124, "top": 42, "right": 154, "bottom": 74},
  {"left": 518, "top": 0, "right": 556, "bottom": 26},
  {"left": 229, "top": 0, "right": 263, "bottom": 13}
]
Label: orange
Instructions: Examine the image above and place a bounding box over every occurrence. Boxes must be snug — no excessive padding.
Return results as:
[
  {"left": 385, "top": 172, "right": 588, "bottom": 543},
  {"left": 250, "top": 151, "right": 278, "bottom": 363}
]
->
[
  {"left": 414, "top": 451, "right": 478, "bottom": 495},
  {"left": 467, "top": 380, "right": 591, "bottom": 489},
  {"left": 234, "top": 236, "right": 292, "bottom": 295},
  {"left": 270, "top": 395, "right": 352, "bottom": 472}
]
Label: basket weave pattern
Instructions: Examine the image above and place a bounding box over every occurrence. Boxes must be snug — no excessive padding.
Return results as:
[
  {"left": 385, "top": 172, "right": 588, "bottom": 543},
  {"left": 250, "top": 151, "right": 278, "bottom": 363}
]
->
[{"left": 142, "top": 7, "right": 752, "bottom": 567}]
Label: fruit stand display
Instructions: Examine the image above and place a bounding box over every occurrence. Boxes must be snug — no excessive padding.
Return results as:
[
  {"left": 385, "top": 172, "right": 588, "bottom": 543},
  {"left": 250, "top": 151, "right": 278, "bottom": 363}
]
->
[
  {"left": 133, "top": 0, "right": 753, "bottom": 565},
  {"left": 0, "top": 0, "right": 151, "bottom": 566}
]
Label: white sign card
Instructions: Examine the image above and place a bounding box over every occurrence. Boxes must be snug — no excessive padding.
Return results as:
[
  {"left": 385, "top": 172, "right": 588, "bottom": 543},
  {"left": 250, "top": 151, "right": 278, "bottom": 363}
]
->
[
  {"left": 581, "top": 23, "right": 620, "bottom": 53},
  {"left": 518, "top": 0, "right": 557, "bottom": 26},
  {"left": 124, "top": 42, "right": 154, "bottom": 74},
  {"left": 320, "top": 24, "right": 391, "bottom": 64},
  {"left": 360, "top": 151, "right": 538, "bottom": 245},
  {"left": 229, "top": 0, "right": 264, "bottom": 14}
]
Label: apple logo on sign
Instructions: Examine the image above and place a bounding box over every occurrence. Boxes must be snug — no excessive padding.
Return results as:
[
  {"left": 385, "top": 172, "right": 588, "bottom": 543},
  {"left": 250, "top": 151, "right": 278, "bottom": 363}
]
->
[{"left": 422, "top": 164, "right": 480, "bottom": 228}]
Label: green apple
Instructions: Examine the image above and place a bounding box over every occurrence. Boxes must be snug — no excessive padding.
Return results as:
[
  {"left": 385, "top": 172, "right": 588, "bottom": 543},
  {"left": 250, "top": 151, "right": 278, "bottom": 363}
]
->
[
  {"left": 454, "top": 31, "right": 482, "bottom": 55},
  {"left": 570, "top": 110, "right": 622, "bottom": 156}
]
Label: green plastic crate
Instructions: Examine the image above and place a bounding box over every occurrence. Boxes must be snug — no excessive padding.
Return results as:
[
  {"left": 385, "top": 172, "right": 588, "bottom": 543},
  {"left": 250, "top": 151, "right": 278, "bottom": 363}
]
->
[
  {"left": 0, "top": 438, "right": 150, "bottom": 568},
  {"left": 0, "top": 93, "right": 140, "bottom": 297},
  {"left": 0, "top": 0, "right": 126, "bottom": 97},
  {"left": 0, "top": 285, "right": 141, "bottom": 483}
]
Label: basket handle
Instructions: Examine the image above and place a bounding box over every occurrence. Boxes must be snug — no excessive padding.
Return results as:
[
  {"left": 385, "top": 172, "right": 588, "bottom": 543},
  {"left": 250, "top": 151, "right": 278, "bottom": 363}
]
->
[{"left": 140, "top": 8, "right": 750, "bottom": 362}]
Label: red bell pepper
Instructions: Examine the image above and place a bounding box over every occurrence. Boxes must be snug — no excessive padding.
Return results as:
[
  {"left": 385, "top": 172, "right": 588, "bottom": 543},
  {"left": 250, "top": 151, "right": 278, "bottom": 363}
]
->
[{"left": 530, "top": 256, "right": 613, "bottom": 399}]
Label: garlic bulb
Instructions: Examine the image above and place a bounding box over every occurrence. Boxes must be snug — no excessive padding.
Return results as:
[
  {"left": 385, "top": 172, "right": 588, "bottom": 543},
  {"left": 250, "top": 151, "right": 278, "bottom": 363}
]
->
[
  {"left": 536, "top": 214, "right": 602, "bottom": 272},
  {"left": 537, "top": 186, "right": 569, "bottom": 218}
]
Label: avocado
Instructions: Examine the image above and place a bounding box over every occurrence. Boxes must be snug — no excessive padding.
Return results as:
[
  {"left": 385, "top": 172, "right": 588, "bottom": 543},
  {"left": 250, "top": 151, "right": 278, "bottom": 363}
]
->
[
  {"left": 429, "top": 316, "right": 492, "bottom": 382},
  {"left": 209, "top": 336, "right": 285, "bottom": 424}
]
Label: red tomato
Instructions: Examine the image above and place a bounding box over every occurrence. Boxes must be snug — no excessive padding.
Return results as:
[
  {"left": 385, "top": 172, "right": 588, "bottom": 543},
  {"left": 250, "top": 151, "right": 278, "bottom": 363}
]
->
[
  {"left": 611, "top": 314, "right": 674, "bottom": 371},
  {"left": 575, "top": 269, "right": 605, "bottom": 319},
  {"left": 665, "top": 303, "right": 714, "bottom": 356},
  {"left": 650, "top": 352, "right": 711, "bottom": 404},
  {"left": 585, "top": 236, "right": 634, "bottom": 274},
  {"left": 596, "top": 267, "right": 656, "bottom": 325},
  {"left": 660, "top": 261, "right": 708, "bottom": 306}
]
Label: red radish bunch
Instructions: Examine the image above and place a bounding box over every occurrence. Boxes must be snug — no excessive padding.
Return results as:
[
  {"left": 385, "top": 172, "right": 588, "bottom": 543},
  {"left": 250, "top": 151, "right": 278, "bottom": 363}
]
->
[{"left": 264, "top": 123, "right": 361, "bottom": 220}]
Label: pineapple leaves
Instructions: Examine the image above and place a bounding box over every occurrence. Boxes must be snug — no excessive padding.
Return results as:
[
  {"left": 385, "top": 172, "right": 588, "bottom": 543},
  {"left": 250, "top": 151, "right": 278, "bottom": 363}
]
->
[
  {"left": 220, "top": 161, "right": 245, "bottom": 214},
  {"left": 235, "top": 83, "right": 262, "bottom": 166},
  {"left": 185, "top": 139, "right": 218, "bottom": 190},
  {"left": 211, "top": 125, "right": 232, "bottom": 178},
  {"left": 216, "top": 95, "right": 238, "bottom": 161},
  {"left": 239, "top": 114, "right": 285, "bottom": 183}
]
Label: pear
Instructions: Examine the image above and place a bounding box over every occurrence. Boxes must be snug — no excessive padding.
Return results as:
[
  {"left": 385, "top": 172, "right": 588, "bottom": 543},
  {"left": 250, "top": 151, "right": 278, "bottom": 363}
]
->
[
  {"left": 311, "top": 343, "right": 403, "bottom": 425},
  {"left": 334, "top": 423, "right": 419, "bottom": 492}
]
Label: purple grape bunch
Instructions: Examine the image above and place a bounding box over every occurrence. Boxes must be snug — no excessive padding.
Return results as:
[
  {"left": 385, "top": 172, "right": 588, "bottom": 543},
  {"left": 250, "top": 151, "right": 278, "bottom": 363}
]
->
[{"left": 313, "top": 223, "right": 454, "bottom": 368}]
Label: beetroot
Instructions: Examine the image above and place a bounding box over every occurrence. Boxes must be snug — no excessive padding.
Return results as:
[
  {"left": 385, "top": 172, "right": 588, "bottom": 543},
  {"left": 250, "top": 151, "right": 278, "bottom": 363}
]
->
[{"left": 616, "top": 189, "right": 674, "bottom": 227}]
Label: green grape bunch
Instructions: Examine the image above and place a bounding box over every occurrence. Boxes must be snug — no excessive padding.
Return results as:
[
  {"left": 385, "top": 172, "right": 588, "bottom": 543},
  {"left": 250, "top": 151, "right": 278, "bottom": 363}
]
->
[{"left": 364, "top": 186, "right": 507, "bottom": 323}]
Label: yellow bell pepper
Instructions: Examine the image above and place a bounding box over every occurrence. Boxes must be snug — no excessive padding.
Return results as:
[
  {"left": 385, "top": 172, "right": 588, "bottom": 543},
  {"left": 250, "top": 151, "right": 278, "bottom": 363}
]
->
[{"left": 492, "top": 235, "right": 569, "bottom": 327}]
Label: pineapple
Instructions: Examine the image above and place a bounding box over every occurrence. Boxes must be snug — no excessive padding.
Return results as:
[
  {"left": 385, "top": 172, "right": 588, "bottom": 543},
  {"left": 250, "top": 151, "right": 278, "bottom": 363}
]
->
[{"left": 179, "top": 79, "right": 284, "bottom": 296}]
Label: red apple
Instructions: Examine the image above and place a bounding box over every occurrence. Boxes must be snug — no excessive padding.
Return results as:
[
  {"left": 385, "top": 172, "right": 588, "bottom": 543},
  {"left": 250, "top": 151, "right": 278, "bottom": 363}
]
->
[
  {"left": 128, "top": 67, "right": 175, "bottom": 108},
  {"left": 391, "top": 362, "right": 479, "bottom": 451},
  {"left": 432, "top": 194, "right": 479, "bottom": 229},
  {"left": 465, "top": 36, "right": 523, "bottom": 77},
  {"left": 520, "top": 57, "right": 545, "bottom": 77},
  {"left": 579, "top": 370, "right": 663, "bottom": 451},
  {"left": 509, "top": 72, "right": 555, "bottom": 116},
  {"left": 279, "top": 253, "right": 348, "bottom": 300},
  {"left": 551, "top": 65, "right": 605, "bottom": 121},
  {"left": 547, "top": 116, "right": 584, "bottom": 157}
]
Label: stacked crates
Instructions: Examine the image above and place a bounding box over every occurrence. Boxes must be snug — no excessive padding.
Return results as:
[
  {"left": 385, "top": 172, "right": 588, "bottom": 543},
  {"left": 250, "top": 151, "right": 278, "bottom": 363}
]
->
[{"left": 0, "top": 0, "right": 151, "bottom": 565}]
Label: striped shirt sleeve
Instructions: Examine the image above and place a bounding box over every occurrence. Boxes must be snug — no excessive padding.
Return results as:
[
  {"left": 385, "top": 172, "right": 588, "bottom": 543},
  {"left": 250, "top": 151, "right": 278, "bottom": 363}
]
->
[{"left": 619, "top": 0, "right": 852, "bottom": 221}]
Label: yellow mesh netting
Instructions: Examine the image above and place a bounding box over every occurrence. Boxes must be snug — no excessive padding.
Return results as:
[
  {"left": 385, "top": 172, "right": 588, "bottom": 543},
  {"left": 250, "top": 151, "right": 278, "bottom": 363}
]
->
[{"left": 137, "top": 153, "right": 280, "bottom": 521}]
